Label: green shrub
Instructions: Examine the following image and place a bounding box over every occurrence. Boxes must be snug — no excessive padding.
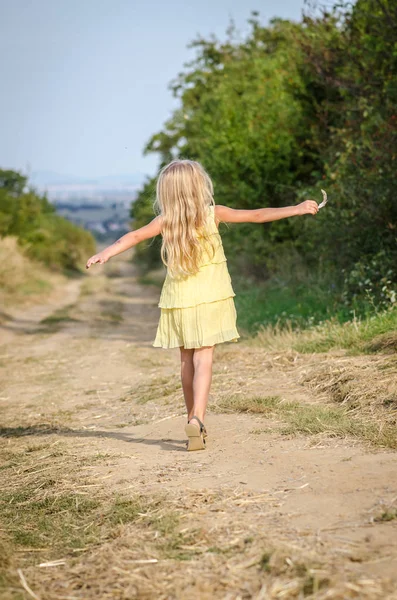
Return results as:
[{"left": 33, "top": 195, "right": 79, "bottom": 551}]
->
[
  {"left": 131, "top": 0, "right": 397, "bottom": 317},
  {"left": 0, "top": 170, "right": 95, "bottom": 271}
]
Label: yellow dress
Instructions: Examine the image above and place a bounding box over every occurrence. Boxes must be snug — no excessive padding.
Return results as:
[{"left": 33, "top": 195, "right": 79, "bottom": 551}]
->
[{"left": 153, "top": 205, "right": 240, "bottom": 349}]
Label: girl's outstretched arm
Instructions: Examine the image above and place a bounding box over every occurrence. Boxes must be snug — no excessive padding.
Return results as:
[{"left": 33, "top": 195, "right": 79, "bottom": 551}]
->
[
  {"left": 86, "top": 216, "right": 162, "bottom": 269},
  {"left": 215, "top": 201, "right": 318, "bottom": 224}
]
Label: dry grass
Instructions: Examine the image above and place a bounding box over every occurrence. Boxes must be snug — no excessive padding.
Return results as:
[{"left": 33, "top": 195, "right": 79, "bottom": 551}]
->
[
  {"left": 214, "top": 343, "right": 397, "bottom": 448},
  {"left": 217, "top": 393, "right": 397, "bottom": 449},
  {"left": 365, "top": 331, "right": 397, "bottom": 354},
  {"left": 120, "top": 374, "right": 183, "bottom": 406},
  {"left": 0, "top": 437, "right": 195, "bottom": 599},
  {"left": 254, "top": 308, "right": 397, "bottom": 355},
  {"left": 300, "top": 355, "right": 397, "bottom": 431},
  {"left": 80, "top": 275, "right": 111, "bottom": 297},
  {"left": 2, "top": 437, "right": 394, "bottom": 600},
  {"left": 0, "top": 237, "right": 62, "bottom": 310}
]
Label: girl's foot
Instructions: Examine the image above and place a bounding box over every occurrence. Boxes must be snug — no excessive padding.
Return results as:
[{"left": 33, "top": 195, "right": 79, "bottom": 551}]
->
[
  {"left": 185, "top": 416, "right": 206, "bottom": 451},
  {"left": 187, "top": 416, "right": 208, "bottom": 438}
]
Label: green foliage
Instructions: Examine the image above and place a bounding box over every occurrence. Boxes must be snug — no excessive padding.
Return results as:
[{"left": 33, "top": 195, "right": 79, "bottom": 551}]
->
[
  {"left": 291, "top": 0, "right": 397, "bottom": 302},
  {"left": 132, "top": 1, "right": 397, "bottom": 316},
  {"left": 295, "top": 307, "right": 397, "bottom": 354},
  {"left": 234, "top": 276, "right": 338, "bottom": 333},
  {"left": 253, "top": 303, "right": 397, "bottom": 356},
  {"left": 144, "top": 18, "right": 315, "bottom": 276},
  {"left": 0, "top": 169, "right": 95, "bottom": 271},
  {"left": 0, "top": 169, "right": 27, "bottom": 195},
  {"left": 341, "top": 251, "right": 396, "bottom": 310},
  {"left": 130, "top": 177, "right": 161, "bottom": 272}
]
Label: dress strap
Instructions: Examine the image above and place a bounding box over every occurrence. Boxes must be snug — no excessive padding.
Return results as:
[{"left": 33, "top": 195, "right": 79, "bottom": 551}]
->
[{"left": 208, "top": 204, "right": 220, "bottom": 231}]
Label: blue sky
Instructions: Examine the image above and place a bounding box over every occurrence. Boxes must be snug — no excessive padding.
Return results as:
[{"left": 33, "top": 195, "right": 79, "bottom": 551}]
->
[{"left": 0, "top": 0, "right": 306, "bottom": 180}]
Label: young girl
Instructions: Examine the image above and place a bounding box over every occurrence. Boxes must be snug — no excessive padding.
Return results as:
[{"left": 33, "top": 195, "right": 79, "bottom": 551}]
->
[{"left": 86, "top": 160, "right": 318, "bottom": 451}]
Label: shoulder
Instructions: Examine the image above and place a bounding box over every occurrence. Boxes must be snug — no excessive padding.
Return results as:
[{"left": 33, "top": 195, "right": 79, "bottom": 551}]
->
[
  {"left": 214, "top": 205, "right": 229, "bottom": 214},
  {"left": 149, "top": 215, "right": 163, "bottom": 231},
  {"left": 214, "top": 205, "right": 230, "bottom": 224}
]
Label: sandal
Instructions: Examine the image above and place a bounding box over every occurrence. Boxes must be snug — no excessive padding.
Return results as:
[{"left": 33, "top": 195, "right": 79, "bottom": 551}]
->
[
  {"left": 185, "top": 416, "right": 206, "bottom": 451},
  {"left": 187, "top": 417, "right": 208, "bottom": 439}
]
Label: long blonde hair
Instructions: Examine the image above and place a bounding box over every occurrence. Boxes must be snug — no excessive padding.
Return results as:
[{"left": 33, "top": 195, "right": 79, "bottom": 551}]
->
[{"left": 154, "top": 159, "right": 216, "bottom": 278}]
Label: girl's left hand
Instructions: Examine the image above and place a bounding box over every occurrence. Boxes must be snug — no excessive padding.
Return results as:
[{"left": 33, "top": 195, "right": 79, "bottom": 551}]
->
[
  {"left": 86, "top": 252, "right": 109, "bottom": 269},
  {"left": 297, "top": 200, "right": 319, "bottom": 216}
]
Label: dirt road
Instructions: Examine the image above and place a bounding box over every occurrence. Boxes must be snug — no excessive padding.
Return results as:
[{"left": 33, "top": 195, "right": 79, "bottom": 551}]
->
[{"left": 1, "top": 256, "right": 397, "bottom": 599}]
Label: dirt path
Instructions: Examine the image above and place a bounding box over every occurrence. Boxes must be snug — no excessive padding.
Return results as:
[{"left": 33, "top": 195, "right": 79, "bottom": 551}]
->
[{"left": 1, "top": 256, "right": 397, "bottom": 600}]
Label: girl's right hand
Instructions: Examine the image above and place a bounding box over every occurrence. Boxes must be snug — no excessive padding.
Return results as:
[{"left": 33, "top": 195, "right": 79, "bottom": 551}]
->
[
  {"left": 86, "top": 252, "right": 109, "bottom": 269},
  {"left": 297, "top": 200, "right": 319, "bottom": 216}
]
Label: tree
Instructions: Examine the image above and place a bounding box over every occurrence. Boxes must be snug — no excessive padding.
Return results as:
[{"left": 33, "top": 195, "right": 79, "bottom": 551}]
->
[
  {"left": 0, "top": 169, "right": 28, "bottom": 195},
  {"left": 132, "top": 1, "right": 397, "bottom": 310}
]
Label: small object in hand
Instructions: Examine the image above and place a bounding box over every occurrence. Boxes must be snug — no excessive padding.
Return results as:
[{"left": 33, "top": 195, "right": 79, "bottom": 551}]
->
[{"left": 318, "top": 189, "right": 328, "bottom": 210}]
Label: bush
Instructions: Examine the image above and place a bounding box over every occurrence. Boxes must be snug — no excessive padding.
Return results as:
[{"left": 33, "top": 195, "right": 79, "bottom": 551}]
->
[
  {"left": 131, "top": 0, "right": 397, "bottom": 318},
  {"left": 0, "top": 170, "right": 95, "bottom": 271}
]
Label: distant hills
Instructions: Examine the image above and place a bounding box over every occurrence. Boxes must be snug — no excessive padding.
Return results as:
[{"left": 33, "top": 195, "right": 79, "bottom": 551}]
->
[
  {"left": 30, "top": 171, "right": 145, "bottom": 204},
  {"left": 31, "top": 170, "right": 145, "bottom": 187}
]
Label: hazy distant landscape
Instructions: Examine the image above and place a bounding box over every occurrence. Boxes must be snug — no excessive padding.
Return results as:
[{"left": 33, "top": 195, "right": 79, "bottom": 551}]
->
[
  {"left": 55, "top": 201, "right": 131, "bottom": 240},
  {"left": 32, "top": 170, "right": 143, "bottom": 240}
]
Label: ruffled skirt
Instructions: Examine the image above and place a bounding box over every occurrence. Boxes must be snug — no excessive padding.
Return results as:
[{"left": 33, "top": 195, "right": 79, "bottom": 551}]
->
[{"left": 153, "top": 297, "right": 239, "bottom": 349}]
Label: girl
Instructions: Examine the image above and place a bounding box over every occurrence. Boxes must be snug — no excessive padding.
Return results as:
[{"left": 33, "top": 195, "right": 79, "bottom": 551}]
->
[{"left": 86, "top": 160, "right": 318, "bottom": 451}]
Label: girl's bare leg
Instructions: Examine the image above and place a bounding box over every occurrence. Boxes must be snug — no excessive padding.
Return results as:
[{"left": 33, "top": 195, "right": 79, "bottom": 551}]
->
[
  {"left": 180, "top": 347, "right": 195, "bottom": 420},
  {"left": 192, "top": 346, "right": 214, "bottom": 423}
]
